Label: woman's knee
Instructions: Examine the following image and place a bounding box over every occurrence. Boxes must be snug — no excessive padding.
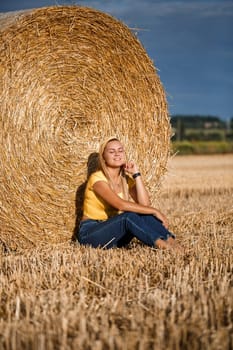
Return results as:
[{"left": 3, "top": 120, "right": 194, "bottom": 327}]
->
[
  {"left": 124, "top": 212, "right": 141, "bottom": 217},
  {"left": 122, "top": 212, "right": 140, "bottom": 222}
]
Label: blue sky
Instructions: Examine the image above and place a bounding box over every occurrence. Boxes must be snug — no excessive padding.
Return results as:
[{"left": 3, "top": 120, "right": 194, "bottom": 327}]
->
[{"left": 1, "top": 0, "right": 233, "bottom": 120}]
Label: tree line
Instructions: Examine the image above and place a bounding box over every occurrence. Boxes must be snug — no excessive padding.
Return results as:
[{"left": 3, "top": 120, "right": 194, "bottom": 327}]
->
[{"left": 171, "top": 115, "right": 233, "bottom": 141}]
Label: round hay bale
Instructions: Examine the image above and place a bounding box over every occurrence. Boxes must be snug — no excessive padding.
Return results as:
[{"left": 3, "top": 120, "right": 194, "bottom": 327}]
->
[{"left": 0, "top": 5, "right": 171, "bottom": 250}]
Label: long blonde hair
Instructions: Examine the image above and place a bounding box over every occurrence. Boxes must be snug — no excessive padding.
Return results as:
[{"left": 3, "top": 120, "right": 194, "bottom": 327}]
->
[{"left": 98, "top": 137, "right": 129, "bottom": 200}]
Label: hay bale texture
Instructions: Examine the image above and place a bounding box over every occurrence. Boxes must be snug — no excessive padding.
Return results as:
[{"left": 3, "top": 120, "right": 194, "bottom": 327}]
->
[{"left": 0, "top": 6, "right": 171, "bottom": 250}]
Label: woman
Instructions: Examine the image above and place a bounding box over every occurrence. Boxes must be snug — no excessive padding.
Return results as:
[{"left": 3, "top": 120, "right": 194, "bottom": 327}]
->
[{"left": 77, "top": 137, "right": 181, "bottom": 251}]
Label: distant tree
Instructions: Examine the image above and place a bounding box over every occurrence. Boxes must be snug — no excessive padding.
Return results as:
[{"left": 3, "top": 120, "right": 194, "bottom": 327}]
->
[
  {"left": 230, "top": 117, "right": 233, "bottom": 131},
  {"left": 174, "top": 117, "right": 185, "bottom": 141},
  {"left": 171, "top": 115, "right": 226, "bottom": 130},
  {"left": 170, "top": 115, "right": 228, "bottom": 141}
]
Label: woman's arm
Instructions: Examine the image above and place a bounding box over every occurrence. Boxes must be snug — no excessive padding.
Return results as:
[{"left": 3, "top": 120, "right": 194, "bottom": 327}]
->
[
  {"left": 129, "top": 177, "right": 150, "bottom": 206},
  {"left": 93, "top": 180, "right": 169, "bottom": 228},
  {"left": 124, "top": 161, "right": 150, "bottom": 206}
]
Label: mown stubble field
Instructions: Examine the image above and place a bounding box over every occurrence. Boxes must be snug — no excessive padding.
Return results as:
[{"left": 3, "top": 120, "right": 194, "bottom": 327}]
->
[{"left": 0, "top": 154, "right": 232, "bottom": 350}]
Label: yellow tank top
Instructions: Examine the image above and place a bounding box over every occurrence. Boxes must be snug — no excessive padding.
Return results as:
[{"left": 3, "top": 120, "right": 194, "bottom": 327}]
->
[{"left": 83, "top": 170, "right": 134, "bottom": 220}]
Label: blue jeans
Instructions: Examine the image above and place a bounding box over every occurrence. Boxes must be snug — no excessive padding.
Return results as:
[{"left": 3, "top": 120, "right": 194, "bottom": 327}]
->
[{"left": 77, "top": 212, "right": 175, "bottom": 249}]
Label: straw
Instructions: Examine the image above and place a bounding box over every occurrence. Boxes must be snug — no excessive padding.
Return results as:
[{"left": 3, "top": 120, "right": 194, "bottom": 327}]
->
[{"left": 0, "top": 6, "right": 171, "bottom": 250}]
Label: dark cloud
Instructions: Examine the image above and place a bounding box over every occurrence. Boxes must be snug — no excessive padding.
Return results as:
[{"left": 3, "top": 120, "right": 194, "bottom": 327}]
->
[{"left": 106, "top": 1, "right": 233, "bottom": 118}]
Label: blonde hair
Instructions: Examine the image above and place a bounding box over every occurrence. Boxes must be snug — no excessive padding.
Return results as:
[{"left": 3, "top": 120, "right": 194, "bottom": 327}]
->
[{"left": 98, "top": 137, "right": 129, "bottom": 200}]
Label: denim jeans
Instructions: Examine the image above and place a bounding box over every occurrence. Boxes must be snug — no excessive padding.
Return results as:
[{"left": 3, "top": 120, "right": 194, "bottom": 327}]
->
[{"left": 77, "top": 212, "right": 175, "bottom": 249}]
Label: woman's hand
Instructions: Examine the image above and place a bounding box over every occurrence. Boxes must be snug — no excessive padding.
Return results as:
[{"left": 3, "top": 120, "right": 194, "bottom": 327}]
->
[
  {"left": 124, "top": 161, "right": 139, "bottom": 176},
  {"left": 153, "top": 210, "right": 169, "bottom": 229}
]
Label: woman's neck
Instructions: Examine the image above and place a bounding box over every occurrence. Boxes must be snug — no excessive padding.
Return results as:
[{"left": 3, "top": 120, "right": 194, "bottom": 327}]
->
[{"left": 105, "top": 167, "right": 121, "bottom": 181}]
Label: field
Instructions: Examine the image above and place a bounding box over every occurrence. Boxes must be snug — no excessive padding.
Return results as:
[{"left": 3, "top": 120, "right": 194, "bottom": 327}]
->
[{"left": 0, "top": 155, "right": 232, "bottom": 350}]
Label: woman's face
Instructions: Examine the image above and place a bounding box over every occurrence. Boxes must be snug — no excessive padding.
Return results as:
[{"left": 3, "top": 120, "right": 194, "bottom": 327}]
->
[{"left": 103, "top": 140, "right": 126, "bottom": 168}]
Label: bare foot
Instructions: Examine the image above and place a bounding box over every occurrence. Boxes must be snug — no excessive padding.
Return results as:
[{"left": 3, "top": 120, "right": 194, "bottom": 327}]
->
[
  {"left": 155, "top": 238, "right": 185, "bottom": 254},
  {"left": 155, "top": 239, "right": 172, "bottom": 250}
]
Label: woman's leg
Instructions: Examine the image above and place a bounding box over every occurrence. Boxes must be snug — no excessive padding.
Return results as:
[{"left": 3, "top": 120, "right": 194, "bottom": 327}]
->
[
  {"left": 78, "top": 212, "right": 175, "bottom": 249},
  {"left": 78, "top": 217, "right": 133, "bottom": 248},
  {"left": 139, "top": 214, "right": 183, "bottom": 251}
]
